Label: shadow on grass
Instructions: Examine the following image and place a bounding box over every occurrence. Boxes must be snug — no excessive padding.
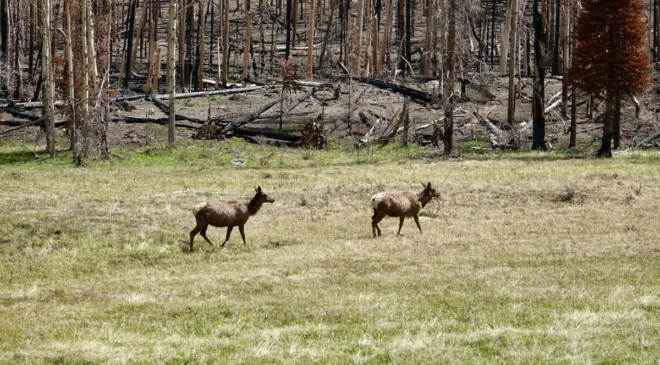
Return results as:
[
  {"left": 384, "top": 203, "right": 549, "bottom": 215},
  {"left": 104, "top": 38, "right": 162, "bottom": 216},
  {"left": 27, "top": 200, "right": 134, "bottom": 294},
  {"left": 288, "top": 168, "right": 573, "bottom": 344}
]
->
[
  {"left": 405, "top": 145, "right": 601, "bottom": 162},
  {"left": 0, "top": 150, "right": 50, "bottom": 165},
  {"left": 0, "top": 149, "right": 73, "bottom": 165}
]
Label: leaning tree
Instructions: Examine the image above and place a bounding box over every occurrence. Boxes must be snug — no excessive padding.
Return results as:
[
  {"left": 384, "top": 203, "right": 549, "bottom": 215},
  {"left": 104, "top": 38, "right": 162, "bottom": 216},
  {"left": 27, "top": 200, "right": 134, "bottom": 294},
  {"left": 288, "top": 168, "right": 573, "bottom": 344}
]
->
[{"left": 570, "top": 0, "right": 651, "bottom": 157}]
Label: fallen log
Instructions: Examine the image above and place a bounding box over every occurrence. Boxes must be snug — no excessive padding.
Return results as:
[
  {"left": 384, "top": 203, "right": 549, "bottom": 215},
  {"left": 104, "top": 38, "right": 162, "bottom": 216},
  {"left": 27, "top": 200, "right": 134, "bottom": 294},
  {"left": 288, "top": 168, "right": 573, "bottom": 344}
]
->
[
  {"left": 635, "top": 131, "right": 660, "bottom": 148},
  {"left": 283, "top": 88, "right": 316, "bottom": 114},
  {"left": 8, "top": 109, "right": 41, "bottom": 121},
  {"left": 0, "top": 100, "right": 66, "bottom": 109},
  {"left": 294, "top": 80, "right": 337, "bottom": 90},
  {"left": 249, "top": 88, "right": 318, "bottom": 122},
  {"left": 148, "top": 97, "right": 169, "bottom": 114},
  {"left": 232, "top": 126, "right": 301, "bottom": 143},
  {"left": 473, "top": 110, "right": 503, "bottom": 135},
  {"left": 544, "top": 95, "right": 573, "bottom": 115},
  {"left": 253, "top": 111, "right": 315, "bottom": 121},
  {"left": 0, "top": 115, "right": 49, "bottom": 135},
  {"left": 110, "top": 86, "right": 263, "bottom": 103},
  {"left": 115, "top": 116, "right": 203, "bottom": 129},
  {"left": 350, "top": 77, "right": 434, "bottom": 104},
  {"left": 218, "top": 98, "right": 283, "bottom": 134},
  {"left": 0, "top": 120, "right": 24, "bottom": 126},
  {"left": 145, "top": 97, "right": 206, "bottom": 124},
  {"left": 275, "top": 43, "right": 322, "bottom": 51}
]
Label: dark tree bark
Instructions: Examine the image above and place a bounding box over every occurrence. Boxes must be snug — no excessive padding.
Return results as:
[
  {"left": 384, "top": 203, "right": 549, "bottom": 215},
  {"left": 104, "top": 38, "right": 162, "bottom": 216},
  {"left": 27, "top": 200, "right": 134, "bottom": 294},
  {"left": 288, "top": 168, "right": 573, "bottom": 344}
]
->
[
  {"left": 532, "top": 0, "right": 547, "bottom": 151},
  {"left": 222, "top": 0, "right": 229, "bottom": 86},
  {"left": 210, "top": 0, "right": 214, "bottom": 67},
  {"left": 655, "top": 0, "right": 658, "bottom": 61},
  {"left": 0, "top": 0, "right": 9, "bottom": 95},
  {"left": 443, "top": 0, "right": 456, "bottom": 155},
  {"left": 490, "top": 0, "right": 496, "bottom": 66},
  {"left": 405, "top": 0, "right": 411, "bottom": 74},
  {"left": 613, "top": 95, "right": 622, "bottom": 149},
  {"left": 552, "top": 0, "right": 560, "bottom": 74},
  {"left": 168, "top": 0, "right": 177, "bottom": 146},
  {"left": 569, "top": 83, "right": 577, "bottom": 148},
  {"left": 124, "top": 0, "right": 138, "bottom": 90},
  {"left": 285, "top": 0, "right": 292, "bottom": 59},
  {"left": 597, "top": 91, "right": 615, "bottom": 158},
  {"left": 318, "top": 0, "right": 336, "bottom": 69}
]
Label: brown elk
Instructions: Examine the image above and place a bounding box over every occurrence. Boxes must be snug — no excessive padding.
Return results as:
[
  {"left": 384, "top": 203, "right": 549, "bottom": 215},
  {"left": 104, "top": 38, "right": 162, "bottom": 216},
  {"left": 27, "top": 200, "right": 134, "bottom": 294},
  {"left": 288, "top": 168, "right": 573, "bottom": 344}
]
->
[
  {"left": 189, "top": 186, "right": 275, "bottom": 251},
  {"left": 370, "top": 182, "right": 440, "bottom": 237}
]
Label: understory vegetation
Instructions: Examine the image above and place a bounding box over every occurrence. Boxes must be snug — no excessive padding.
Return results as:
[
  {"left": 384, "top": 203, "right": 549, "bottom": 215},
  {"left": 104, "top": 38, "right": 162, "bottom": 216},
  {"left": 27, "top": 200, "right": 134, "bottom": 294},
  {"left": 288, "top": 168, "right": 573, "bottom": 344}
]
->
[{"left": 1, "top": 140, "right": 659, "bottom": 363}]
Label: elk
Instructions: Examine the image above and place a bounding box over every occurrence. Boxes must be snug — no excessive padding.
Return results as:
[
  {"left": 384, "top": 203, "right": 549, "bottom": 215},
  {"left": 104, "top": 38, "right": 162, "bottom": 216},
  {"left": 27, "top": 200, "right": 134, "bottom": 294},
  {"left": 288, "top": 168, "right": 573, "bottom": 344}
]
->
[
  {"left": 189, "top": 186, "right": 275, "bottom": 251},
  {"left": 370, "top": 182, "right": 440, "bottom": 237}
]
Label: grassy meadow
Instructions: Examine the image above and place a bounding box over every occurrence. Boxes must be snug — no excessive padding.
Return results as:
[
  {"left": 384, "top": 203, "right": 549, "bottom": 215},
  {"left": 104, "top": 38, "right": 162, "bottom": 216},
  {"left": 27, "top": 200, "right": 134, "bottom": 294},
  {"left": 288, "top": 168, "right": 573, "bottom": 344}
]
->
[{"left": 1, "top": 139, "right": 660, "bottom": 364}]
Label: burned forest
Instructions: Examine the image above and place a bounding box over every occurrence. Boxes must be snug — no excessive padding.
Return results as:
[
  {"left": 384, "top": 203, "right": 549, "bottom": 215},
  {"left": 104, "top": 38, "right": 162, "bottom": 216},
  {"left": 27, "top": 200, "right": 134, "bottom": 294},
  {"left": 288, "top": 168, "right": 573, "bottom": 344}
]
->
[{"left": 0, "top": 0, "right": 659, "bottom": 160}]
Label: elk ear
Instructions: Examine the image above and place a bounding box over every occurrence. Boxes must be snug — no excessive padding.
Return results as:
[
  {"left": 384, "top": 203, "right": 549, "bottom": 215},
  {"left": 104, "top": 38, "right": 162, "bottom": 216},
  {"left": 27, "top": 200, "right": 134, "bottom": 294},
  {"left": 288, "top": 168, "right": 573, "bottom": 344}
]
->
[
  {"left": 427, "top": 182, "right": 432, "bottom": 189},
  {"left": 257, "top": 186, "right": 262, "bottom": 193},
  {"left": 421, "top": 182, "right": 426, "bottom": 188}
]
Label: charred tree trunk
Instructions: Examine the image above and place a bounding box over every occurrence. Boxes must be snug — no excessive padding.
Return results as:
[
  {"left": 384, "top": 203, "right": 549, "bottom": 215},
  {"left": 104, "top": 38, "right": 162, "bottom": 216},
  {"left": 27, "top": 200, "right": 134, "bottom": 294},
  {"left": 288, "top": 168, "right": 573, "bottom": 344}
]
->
[
  {"left": 404, "top": 0, "right": 411, "bottom": 75},
  {"left": 500, "top": 0, "right": 512, "bottom": 75},
  {"left": 443, "top": 0, "right": 456, "bottom": 156},
  {"left": 291, "top": 0, "right": 297, "bottom": 45},
  {"left": 285, "top": 0, "right": 292, "bottom": 58},
  {"left": 569, "top": 0, "right": 577, "bottom": 148},
  {"left": 242, "top": 0, "right": 251, "bottom": 86},
  {"left": 561, "top": 0, "right": 569, "bottom": 116},
  {"left": 551, "top": 0, "right": 560, "bottom": 74},
  {"left": 318, "top": 0, "right": 336, "bottom": 69},
  {"left": 423, "top": 0, "right": 434, "bottom": 75},
  {"left": 64, "top": 0, "right": 76, "bottom": 154},
  {"left": 42, "top": 0, "right": 55, "bottom": 157},
  {"left": 490, "top": 0, "right": 495, "bottom": 66},
  {"left": 124, "top": 0, "right": 138, "bottom": 90},
  {"left": 380, "top": 0, "right": 393, "bottom": 71},
  {"left": 613, "top": 95, "right": 622, "bottom": 150},
  {"left": 210, "top": 0, "right": 214, "bottom": 68},
  {"left": 197, "top": 0, "right": 207, "bottom": 90},
  {"left": 653, "top": 0, "right": 657, "bottom": 62},
  {"left": 597, "top": 91, "right": 615, "bottom": 158},
  {"left": 308, "top": 0, "right": 315, "bottom": 78},
  {"left": 372, "top": 10, "right": 379, "bottom": 75},
  {"left": 353, "top": 0, "right": 365, "bottom": 75},
  {"left": 0, "top": 0, "right": 8, "bottom": 95},
  {"left": 130, "top": 0, "right": 148, "bottom": 77},
  {"left": 185, "top": 0, "right": 194, "bottom": 89},
  {"left": 168, "top": 0, "right": 177, "bottom": 146},
  {"left": 222, "top": 0, "right": 229, "bottom": 86},
  {"left": 507, "top": 0, "right": 518, "bottom": 125},
  {"left": 179, "top": 0, "right": 187, "bottom": 88},
  {"left": 29, "top": 4, "right": 34, "bottom": 75},
  {"left": 532, "top": 0, "right": 546, "bottom": 151}
]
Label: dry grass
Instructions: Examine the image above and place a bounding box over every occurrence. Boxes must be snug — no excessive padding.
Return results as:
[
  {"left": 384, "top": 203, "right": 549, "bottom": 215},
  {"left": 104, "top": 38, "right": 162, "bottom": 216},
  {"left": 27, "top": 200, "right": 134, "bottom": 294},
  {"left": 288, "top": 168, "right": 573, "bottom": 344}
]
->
[{"left": 1, "top": 141, "right": 660, "bottom": 364}]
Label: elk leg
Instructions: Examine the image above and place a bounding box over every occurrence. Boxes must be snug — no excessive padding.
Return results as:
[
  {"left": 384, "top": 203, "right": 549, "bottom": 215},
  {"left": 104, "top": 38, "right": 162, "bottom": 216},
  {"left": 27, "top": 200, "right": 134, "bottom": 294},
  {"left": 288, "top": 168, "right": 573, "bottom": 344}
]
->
[
  {"left": 200, "top": 226, "right": 215, "bottom": 250},
  {"left": 397, "top": 217, "right": 405, "bottom": 236},
  {"left": 413, "top": 215, "right": 422, "bottom": 234},
  {"left": 372, "top": 213, "right": 384, "bottom": 237},
  {"left": 221, "top": 226, "right": 234, "bottom": 248},
  {"left": 239, "top": 225, "right": 246, "bottom": 245},
  {"left": 189, "top": 223, "right": 205, "bottom": 252}
]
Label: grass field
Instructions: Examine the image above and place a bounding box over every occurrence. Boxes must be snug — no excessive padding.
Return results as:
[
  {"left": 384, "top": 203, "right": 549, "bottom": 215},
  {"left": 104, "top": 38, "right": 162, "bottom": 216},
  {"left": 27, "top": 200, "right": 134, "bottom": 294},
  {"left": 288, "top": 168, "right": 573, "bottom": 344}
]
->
[{"left": 1, "top": 140, "right": 660, "bottom": 364}]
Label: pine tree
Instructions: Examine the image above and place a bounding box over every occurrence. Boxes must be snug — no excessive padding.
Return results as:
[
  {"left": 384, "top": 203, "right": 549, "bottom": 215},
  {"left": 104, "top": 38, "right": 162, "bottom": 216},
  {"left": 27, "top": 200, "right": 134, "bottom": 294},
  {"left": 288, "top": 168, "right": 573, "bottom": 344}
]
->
[{"left": 570, "top": 0, "right": 651, "bottom": 157}]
